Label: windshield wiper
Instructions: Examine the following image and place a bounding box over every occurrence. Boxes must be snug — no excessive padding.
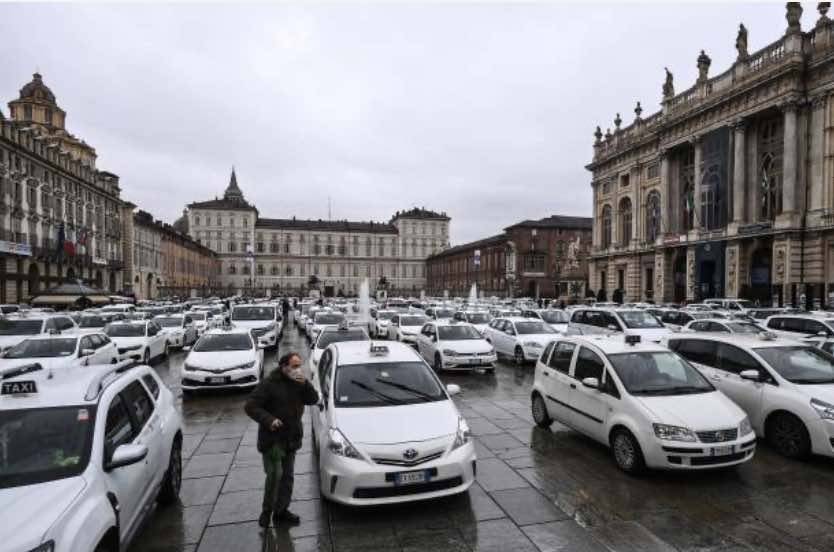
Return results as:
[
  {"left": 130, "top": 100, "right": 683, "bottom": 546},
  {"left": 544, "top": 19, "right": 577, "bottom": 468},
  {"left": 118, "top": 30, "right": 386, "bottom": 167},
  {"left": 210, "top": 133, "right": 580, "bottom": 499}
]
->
[
  {"left": 792, "top": 378, "right": 834, "bottom": 384},
  {"left": 632, "top": 386, "right": 708, "bottom": 395},
  {"left": 350, "top": 380, "right": 404, "bottom": 405},
  {"left": 374, "top": 378, "right": 438, "bottom": 401}
]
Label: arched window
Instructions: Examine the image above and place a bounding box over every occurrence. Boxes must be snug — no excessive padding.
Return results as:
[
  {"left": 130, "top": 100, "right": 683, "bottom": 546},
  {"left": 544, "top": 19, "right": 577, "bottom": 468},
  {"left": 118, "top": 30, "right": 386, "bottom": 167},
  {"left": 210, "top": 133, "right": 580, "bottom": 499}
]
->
[
  {"left": 619, "top": 197, "right": 632, "bottom": 246},
  {"left": 680, "top": 147, "right": 695, "bottom": 231},
  {"left": 758, "top": 117, "right": 783, "bottom": 221},
  {"left": 645, "top": 191, "right": 661, "bottom": 242},
  {"left": 601, "top": 205, "right": 612, "bottom": 248}
]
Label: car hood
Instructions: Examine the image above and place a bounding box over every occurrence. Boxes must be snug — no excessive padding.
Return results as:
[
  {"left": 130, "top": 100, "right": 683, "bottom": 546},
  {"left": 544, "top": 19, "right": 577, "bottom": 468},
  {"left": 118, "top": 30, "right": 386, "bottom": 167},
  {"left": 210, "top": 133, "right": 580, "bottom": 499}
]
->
[
  {"left": 111, "top": 336, "right": 146, "bottom": 348},
  {"left": 635, "top": 391, "right": 744, "bottom": 430},
  {"left": 795, "top": 383, "right": 834, "bottom": 403},
  {"left": 400, "top": 325, "right": 423, "bottom": 334},
  {"left": 232, "top": 320, "right": 273, "bottom": 330},
  {"left": 518, "top": 334, "right": 557, "bottom": 346},
  {"left": 186, "top": 349, "right": 254, "bottom": 368},
  {"left": 0, "top": 356, "right": 76, "bottom": 371},
  {"left": 441, "top": 339, "right": 493, "bottom": 354},
  {"left": 549, "top": 323, "right": 569, "bottom": 333},
  {"left": 335, "top": 400, "right": 458, "bottom": 444},
  {"left": 0, "top": 476, "right": 86, "bottom": 550}
]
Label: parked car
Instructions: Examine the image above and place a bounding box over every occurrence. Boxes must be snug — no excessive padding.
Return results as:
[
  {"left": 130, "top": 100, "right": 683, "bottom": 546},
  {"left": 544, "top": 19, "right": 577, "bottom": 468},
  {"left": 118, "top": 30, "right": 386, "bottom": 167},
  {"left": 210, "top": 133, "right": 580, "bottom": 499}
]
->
[
  {"left": 0, "top": 332, "right": 119, "bottom": 371},
  {"left": 484, "top": 317, "right": 557, "bottom": 364},
  {"left": 682, "top": 319, "right": 766, "bottom": 334},
  {"left": 569, "top": 308, "right": 672, "bottom": 342},
  {"left": 181, "top": 327, "right": 265, "bottom": 393},
  {"left": 106, "top": 320, "right": 169, "bottom": 364},
  {"left": 386, "top": 313, "right": 429, "bottom": 344},
  {"left": 416, "top": 320, "right": 496, "bottom": 373}
]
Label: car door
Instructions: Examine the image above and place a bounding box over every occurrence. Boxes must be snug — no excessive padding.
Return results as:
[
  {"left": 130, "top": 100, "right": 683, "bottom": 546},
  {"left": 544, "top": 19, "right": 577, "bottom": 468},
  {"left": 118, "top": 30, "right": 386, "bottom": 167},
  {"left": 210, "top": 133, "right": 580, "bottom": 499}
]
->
[
  {"left": 78, "top": 335, "right": 96, "bottom": 366},
  {"left": 312, "top": 349, "right": 333, "bottom": 449},
  {"left": 388, "top": 315, "right": 399, "bottom": 340},
  {"left": 542, "top": 341, "right": 577, "bottom": 424},
  {"left": 148, "top": 322, "right": 163, "bottom": 356},
  {"left": 714, "top": 343, "right": 766, "bottom": 424},
  {"left": 568, "top": 346, "right": 610, "bottom": 442},
  {"left": 90, "top": 334, "right": 110, "bottom": 364}
]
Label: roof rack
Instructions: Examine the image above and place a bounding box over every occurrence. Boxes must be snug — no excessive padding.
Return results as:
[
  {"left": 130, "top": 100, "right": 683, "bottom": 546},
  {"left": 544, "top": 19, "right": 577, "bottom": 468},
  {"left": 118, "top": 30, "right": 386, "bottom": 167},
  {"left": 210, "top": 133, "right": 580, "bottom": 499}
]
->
[{"left": 84, "top": 360, "right": 138, "bottom": 401}]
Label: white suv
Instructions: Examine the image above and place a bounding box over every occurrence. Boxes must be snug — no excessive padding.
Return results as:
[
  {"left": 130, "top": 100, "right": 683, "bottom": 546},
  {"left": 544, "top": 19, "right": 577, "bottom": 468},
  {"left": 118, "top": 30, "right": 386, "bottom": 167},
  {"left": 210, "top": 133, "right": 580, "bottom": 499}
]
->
[
  {"left": 569, "top": 308, "right": 672, "bottom": 343},
  {"left": 665, "top": 333, "right": 834, "bottom": 459},
  {"left": 0, "top": 360, "right": 182, "bottom": 552},
  {"left": 483, "top": 317, "right": 558, "bottom": 364},
  {"left": 0, "top": 313, "right": 79, "bottom": 352},
  {"left": 764, "top": 314, "right": 834, "bottom": 341},
  {"left": 532, "top": 335, "right": 754, "bottom": 473},
  {"left": 416, "top": 320, "right": 496, "bottom": 373}
]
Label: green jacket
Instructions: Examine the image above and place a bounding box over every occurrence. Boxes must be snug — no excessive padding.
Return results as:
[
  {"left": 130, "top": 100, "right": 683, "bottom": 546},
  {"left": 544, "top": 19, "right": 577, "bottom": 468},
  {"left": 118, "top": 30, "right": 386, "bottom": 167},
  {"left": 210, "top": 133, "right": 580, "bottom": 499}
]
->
[{"left": 244, "top": 369, "right": 319, "bottom": 452}]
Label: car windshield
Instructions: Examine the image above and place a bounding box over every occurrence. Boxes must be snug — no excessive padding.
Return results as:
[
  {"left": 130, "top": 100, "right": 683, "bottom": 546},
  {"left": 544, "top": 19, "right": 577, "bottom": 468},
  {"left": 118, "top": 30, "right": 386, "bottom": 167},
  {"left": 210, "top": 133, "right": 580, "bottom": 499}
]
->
[
  {"left": 106, "top": 324, "right": 146, "bottom": 337},
  {"left": 0, "top": 406, "right": 95, "bottom": 489},
  {"left": 78, "top": 316, "right": 107, "bottom": 328},
  {"left": 315, "top": 313, "right": 345, "bottom": 325},
  {"left": 316, "top": 328, "right": 368, "bottom": 349},
  {"left": 155, "top": 317, "right": 182, "bottom": 328},
  {"left": 438, "top": 325, "right": 482, "bottom": 340},
  {"left": 377, "top": 312, "right": 396, "bottom": 321},
  {"left": 232, "top": 306, "right": 275, "bottom": 321},
  {"left": 515, "top": 321, "right": 556, "bottom": 335},
  {"left": 188, "top": 312, "right": 207, "bottom": 321},
  {"left": 4, "top": 338, "right": 77, "bottom": 358},
  {"left": 334, "top": 361, "right": 446, "bottom": 407},
  {"left": 401, "top": 316, "right": 428, "bottom": 327},
  {"left": 754, "top": 346, "right": 834, "bottom": 384},
  {"left": 500, "top": 311, "right": 522, "bottom": 317},
  {"left": 540, "top": 311, "right": 569, "bottom": 324},
  {"left": 466, "top": 313, "right": 491, "bottom": 324},
  {"left": 619, "top": 311, "right": 664, "bottom": 329},
  {"left": 727, "top": 322, "right": 763, "bottom": 334},
  {"left": 0, "top": 319, "right": 43, "bottom": 336},
  {"left": 193, "top": 333, "right": 253, "bottom": 352},
  {"left": 608, "top": 352, "right": 713, "bottom": 395},
  {"left": 434, "top": 309, "right": 454, "bottom": 318}
]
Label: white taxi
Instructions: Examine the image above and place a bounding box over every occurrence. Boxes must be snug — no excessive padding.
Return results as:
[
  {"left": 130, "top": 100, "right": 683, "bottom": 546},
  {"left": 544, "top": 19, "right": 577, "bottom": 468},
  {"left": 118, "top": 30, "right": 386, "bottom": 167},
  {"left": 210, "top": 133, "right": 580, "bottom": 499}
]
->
[
  {"left": 369, "top": 309, "right": 397, "bottom": 338},
  {"left": 308, "top": 325, "right": 370, "bottom": 376},
  {"left": 230, "top": 303, "right": 281, "bottom": 349},
  {"left": 452, "top": 311, "right": 493, "bottom": 336},
  {"left": 181, "top": 328, "right": 264, "bottom": 393},
  {"left": 665, "top": 333, "right": 834, "bottom": 459},
  {"left": 484, "top": 317, "right": 558, "bottom": 364},
  {"left": 308, "top": 310, "right": 347, "bottom": 344},
  {"left": 310, "top": 341, "right": 475, "bottom": 505},
  {"left": 386, "top": 313, "right": 429, "bottom": 344},
  {"left": 532, "top": 335, "right": 755, "bottom": 473},
  {"left": 416, "top": 320, "right": 496, "bottom": 373},
  {"left": 0, "top": 332, "right": 119, "bottom": 372},
  {"left": 0, "top": 313, "right": 79, "bottom": 352},
  {"left": 105, "top": 321, "right": 169, "bottom": 364},
  {"left": 0, "top": 359, "right": 182, "bottom": 552},
  {"left": 152, "top": 315, "right": 197, "bottom": 349}
]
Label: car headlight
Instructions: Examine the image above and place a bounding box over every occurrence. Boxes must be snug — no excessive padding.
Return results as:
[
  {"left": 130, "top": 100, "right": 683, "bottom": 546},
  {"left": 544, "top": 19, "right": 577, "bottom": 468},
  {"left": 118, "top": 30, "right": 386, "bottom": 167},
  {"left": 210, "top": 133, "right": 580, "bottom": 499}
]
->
[
  {"left": 442, "top": 349, "right": 458, "bottom": 357},
  {"left": 233, "top": 361, "right": 257, "bottom": 371},
  {"left": 653, "top": 423, "right": 697, "bottom": 442},
  {"left": 739, "top": 416, "right": 753, "bottom": 436},
  {"left": 265, "top": 323, "right": 277, "bottom": 332},
  {"left": 27, "top": 541, "right": 54, "bottom": 552},
  {"left": 811, "top": 398, "right": 834, "bottom": 420},
  {"left": 184, "top": 363, "right": 199, "bottom": 371},
  {"left": 123, "top": 344, "right": 142, "bottom": 351},
  {"left": 523, "top": 341, "right": 542, "bottom": 348},
  {"left": 451, "top": 417, "right": 471, "bottom": 451},
  {"left": 327, "top": 428, "right": 362, "bottom": 459}
]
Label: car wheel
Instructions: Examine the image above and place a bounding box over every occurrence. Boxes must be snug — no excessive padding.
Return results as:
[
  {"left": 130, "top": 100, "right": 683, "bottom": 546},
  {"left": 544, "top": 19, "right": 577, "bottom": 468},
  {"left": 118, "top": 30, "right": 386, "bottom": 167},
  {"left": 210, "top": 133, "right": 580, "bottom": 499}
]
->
[
  {"left": 611, "top": 429, "right": 646, "bottom": 475},
  {"left": 143, "top": 348, "right": 150, "bottom": 365},
  {"left": 163, "top": 342, "right": 170, "bottom": 359},
  {"left": 767, "top": 412, "right": 811, "bottom": 459},
  {"left": 157, "top": 438, "right": 182, "bottom": 505},
  {"left": 531, "top": 393, "right": 552, "bottom": 428},
  {"left": 434, "top": 353, "right": 444, "bottom": 373},
  {"left": 514, "top": 346, "right": 525, "bottom": 365}
]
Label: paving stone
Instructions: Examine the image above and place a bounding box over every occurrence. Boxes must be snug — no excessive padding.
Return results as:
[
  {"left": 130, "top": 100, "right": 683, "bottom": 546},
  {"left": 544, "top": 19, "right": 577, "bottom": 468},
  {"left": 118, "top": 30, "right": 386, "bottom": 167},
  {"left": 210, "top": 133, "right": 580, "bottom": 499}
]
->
[
  {"left": 590, "top": 521, "right": 677, "bottom": 552},
  {"left": 489, "top": 487, "right": 569, "bottom": 526},
  {"left": 133, "top": 505, "right": 212, "bottom": 549},
  {"left": 208, "top": 489, "right": 262, "bottom": 526},
  {"left": 183, "top": 453, "right": 234, "bottom": 479},
  {"left": 221, "top": 467, "right": 264, "bottom": 493},
  {"left": 193, "top": 437, "right": 240, "bottom": 455},
  {"left": 477, "top": 432, "right": 524, "bottom": 452},
  {"left": 522, "top": 520, "right": 612, "bottom": 551},
  {"left": 179, "top": 476, "right": 225, "bottom": 507},
  {"left": 475, "top": 458, "right": 530, "bottom": 492},
  {"left": 467, "top": 417, "right": 504, "bottom": 436},
  {"left": 459, "top": 518, "right": 539, "bottom": 551},
  {"left": 197, "top": 522, "right": 265, "bottom": 552}
]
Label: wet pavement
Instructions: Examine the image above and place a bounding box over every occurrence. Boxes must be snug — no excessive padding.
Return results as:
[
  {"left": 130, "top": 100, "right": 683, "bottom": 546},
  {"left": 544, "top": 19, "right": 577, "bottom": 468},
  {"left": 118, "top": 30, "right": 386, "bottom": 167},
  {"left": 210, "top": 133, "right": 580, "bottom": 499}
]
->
[{"left": 130, "top": 320, "right": 834, "bottom": 552}]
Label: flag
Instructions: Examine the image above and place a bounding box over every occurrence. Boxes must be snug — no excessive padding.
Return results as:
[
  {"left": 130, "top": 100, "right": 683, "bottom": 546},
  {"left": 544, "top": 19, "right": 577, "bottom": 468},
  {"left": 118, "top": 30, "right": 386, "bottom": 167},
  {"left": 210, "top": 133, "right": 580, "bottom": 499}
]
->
[{"left": 55, "top": 223, "right": 65, "bottom": 261}]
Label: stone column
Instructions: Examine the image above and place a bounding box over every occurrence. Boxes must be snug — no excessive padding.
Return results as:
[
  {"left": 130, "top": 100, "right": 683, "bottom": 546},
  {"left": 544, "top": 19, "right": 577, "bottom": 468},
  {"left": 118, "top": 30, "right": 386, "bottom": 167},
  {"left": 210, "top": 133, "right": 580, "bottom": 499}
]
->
[
  {"left": 686, "top": 246, "right": 697, "bottom": 302},
  {"left": 692, "top": 135, "right": 703, "bottom": 230},
  {"left": 782, "top": 100, "right": 799, "bottom": 215},
  {"left": 732, "top": 120, "right": 747, "bottom": 226},
  {"left": 660, "top": 149, "right": 671, "bottom": 234},
  {"left": 632, "top": 167, "right": 640, "bottom": 244}
]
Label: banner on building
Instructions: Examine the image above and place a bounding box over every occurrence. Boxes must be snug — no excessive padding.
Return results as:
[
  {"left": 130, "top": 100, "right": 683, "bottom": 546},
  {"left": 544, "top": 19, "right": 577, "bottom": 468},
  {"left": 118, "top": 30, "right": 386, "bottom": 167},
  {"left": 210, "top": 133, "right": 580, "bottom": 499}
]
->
[{"left": 0, "top": 241, "right": 31, "bottom": 256}]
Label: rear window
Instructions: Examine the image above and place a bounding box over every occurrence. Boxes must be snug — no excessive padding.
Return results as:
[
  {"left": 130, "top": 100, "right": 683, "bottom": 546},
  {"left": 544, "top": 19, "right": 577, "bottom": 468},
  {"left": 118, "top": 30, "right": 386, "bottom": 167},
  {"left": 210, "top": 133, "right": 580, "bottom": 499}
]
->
[{"left": 0, "top": 320, "right": 43, "bottom": 336}]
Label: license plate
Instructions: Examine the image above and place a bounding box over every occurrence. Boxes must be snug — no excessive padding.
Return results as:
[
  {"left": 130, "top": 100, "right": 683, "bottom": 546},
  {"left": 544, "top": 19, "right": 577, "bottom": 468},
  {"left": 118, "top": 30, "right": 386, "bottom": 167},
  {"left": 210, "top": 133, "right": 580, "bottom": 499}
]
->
[
  {"left": 208, "top": 377, "right": 227, "bottom": 384},
  {"left": 711, "top": 445, "right": 734, "bottom": 456},
  {"left": 468, "top": 358, "right": 481, "bottom": 364},
  {"left": 394, "top": 470, "right": 428, "bottom": 485}
]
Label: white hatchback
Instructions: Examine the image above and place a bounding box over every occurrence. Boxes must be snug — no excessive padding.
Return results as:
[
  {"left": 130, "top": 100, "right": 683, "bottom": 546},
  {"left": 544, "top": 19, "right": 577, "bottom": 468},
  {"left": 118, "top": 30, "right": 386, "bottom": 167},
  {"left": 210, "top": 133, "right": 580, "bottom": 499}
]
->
[
  {"left": 416, "top": 321, "right": 496, "bottom": 373},
  {"left": 0, "top": 332, "right": 119, "bottom": 371},
  {"left": 181, "top": 328, "right": 264, "bottom": 392},
  {"left": 531, "top": 335, "right": 755, "bottom": 473},
  {"left": 106, "top": 320, "right": 169, "bottom": 364},
  {"left": 386, "top": 313, "right": 429, "bottom": 344},
  {"left": 483, "top": 317, "right": 558, "bottom": 364},
  {"left": 310, "top": 341, "right": 475, "bottom": 505}
]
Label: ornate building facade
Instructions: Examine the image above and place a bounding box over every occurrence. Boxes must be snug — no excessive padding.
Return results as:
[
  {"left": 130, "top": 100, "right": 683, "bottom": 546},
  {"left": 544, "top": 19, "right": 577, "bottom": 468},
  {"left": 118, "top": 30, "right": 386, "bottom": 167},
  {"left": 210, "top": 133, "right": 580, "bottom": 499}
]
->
[
  {"left": 0, "top": 73, "right": 125, "bottom": 302},
  {"left": 184, "top": 171, "right": 450, "bottom": 296},
  {"left": 426, "top": 215, "right": 592, "bottom": 299},
  {"left": 588, "top": 4, "right": 834, "bottom": 308}
]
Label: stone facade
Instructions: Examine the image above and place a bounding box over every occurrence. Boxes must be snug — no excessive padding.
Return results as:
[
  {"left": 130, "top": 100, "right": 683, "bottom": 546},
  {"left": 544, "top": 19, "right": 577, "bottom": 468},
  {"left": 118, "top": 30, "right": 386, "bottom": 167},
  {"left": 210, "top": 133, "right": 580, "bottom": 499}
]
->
[
  {"left": 588, "top": 4, "right": 834, "bottom": 309},
  {"left": 184, "top": 171, "right": 450, "bottom": 296},
  {"left": 426, "top": 215, "right": 592, "bottom": 299},
  {"left": 0, "top": 73, "right": 125, "bottom": 302}
]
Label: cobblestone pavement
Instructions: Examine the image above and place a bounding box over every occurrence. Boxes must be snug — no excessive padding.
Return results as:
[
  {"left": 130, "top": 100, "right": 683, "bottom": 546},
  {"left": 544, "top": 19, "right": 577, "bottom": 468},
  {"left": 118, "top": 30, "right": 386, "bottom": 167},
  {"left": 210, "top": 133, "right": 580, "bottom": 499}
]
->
[{"left": 130, "top": 322, "right": 834, "bottom": 552}]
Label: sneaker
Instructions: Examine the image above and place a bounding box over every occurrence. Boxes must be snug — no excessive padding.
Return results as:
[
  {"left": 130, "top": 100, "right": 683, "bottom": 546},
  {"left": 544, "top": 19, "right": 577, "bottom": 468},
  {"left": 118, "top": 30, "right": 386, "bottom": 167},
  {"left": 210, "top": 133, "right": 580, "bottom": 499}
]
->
[
  {"left": 258, "top": 511, "right": 271, "bottom": 528},
  {"left": 275, "top": 509, "right": 300, "bottom": 524}
]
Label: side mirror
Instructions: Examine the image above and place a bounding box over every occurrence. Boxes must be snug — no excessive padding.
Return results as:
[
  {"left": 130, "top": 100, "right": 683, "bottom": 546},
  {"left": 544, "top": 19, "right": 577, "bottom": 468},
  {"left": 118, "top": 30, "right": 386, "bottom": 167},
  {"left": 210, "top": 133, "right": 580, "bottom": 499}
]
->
[
  {"left": 739, "top": 369, "right": 761, "bottom": 382},
  {"left": 182, "top": 346, "right": 191, "bottom": 352},
  {"left": 819, "top": 331, "right": 829, "bottom": 337},
  {"left": 80, "top": 348, "right": 95, "bottom": 357},
  {"left": 105, "top": 443, "right": 148, "bottom": 471},
  {"left": 581, "top": 377, "right": 600, "bottom": 389},
  {"left": 258, "top": 342, "right": 267, "bottom": 349},
  {"left": 446, "top": 383, "right": 461, "bottom": 396},
  {"left": 607, "top": 324, "right": 619, "bottom": 331}
]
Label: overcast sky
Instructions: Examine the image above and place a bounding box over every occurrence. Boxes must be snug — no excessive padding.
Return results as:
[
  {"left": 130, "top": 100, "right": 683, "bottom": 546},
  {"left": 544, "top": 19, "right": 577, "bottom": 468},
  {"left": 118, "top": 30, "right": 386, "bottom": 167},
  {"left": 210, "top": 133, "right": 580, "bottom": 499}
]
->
[{"left": 0, "top": 2, "right": 811, "bottom": 244}]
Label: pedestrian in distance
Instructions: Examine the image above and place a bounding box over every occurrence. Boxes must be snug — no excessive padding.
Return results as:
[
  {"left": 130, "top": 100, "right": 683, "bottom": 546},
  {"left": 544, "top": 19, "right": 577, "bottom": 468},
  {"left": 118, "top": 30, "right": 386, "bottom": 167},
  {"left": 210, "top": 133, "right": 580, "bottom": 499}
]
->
[{"left": 244, "top": 352, "right": 319, "bottom": 528}]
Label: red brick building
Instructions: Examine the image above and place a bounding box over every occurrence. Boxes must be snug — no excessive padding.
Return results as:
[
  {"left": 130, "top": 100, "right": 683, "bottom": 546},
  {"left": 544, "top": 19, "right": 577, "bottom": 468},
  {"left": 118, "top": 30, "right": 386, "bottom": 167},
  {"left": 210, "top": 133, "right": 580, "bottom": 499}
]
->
[{"left": 426, "top": 215, "right": 592, "bottom": 299}]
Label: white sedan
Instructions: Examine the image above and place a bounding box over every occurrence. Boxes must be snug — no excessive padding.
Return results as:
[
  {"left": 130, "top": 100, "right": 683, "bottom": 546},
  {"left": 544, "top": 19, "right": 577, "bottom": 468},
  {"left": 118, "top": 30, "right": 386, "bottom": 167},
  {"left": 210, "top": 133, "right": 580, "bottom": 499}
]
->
[
  {"left": 106, "top": 320, "right": 169, "bottom": 364},
  {"left": 416, "top": 321, "right": 496, "bottom": 373},
  {"left": 310, "top": 341, "right": 476, "bottom": 505},
  {"left": 153, "top": 315, "right": 198, "bottom": 349},
  {"left": 484, "top": 317, "right": 558, "bottom": 364},
  {"left": 0, "top": 332, "right": 119, "bottom": 371},
  {"left": 369, "top": 309, "right": 397, "bottom": 338},
  {"left": 386, "top": 313, "right": 429, "bottom": 344},
  {"left": 308, "top": 325, "right": 370, "bottom": 376},
  {"left": 181, "top": 328, "right": 264, "bottom": 392}
]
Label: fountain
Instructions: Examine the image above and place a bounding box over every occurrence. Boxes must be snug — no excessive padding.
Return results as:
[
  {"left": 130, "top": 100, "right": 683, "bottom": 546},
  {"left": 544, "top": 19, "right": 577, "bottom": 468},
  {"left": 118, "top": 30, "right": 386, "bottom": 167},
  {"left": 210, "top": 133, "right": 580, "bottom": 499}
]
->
[{"left": 468, "top": 283, "right": 478, "bottom": 305}]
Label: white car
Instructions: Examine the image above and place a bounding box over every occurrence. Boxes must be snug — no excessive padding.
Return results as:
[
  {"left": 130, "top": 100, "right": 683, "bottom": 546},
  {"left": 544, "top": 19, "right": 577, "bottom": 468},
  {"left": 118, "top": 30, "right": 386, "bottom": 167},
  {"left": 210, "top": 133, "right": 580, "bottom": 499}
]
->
[
  {"left": 310, "top": 341, "right": 475, "bottom": 505},
  {"left": 425, "top": 307, "right": 456, "bottom": 322},
  {"left": 308, "top": 325, "right": 370, "bottom": 376},
  {"left": 416, "top": 321, "right": 496, "bottom": 373},
  {"left": 569, "top": 308, "right": 673, "bottom": 343},
  {"left": 308, "top": 311, "right": 347, "bottom": 344},
  {"left": 76, "top": 313, "right": 126, "bottom": 335},
  {"left": 231, "top": 304, "right": 281, "bottom": 349},
  {"left": 532, "top": 335, "right": 755, "bottom": 473},
  {"left": 665, "top": 333, "right": 834, "bottom": 459},
  {"left": 0, "top": 313, "right": 79, "bottom": 352},
  {"left": 764, "top": 314, "right": 834, "bottom": 341},
  {"left": 152, "top": 315, "right": 198, "bottom": 349},
  {"left": 484, "top": 317, "right": 558, "bottom": 364},
  {"left": 182, "top": 328, "right": 265, "bottom": 392},
  {"left": 682, "top": 319, "right": 766, "bottom": 335},
  {"left": 0, "top": 360, "right": 183, "bottom": 552},
  {"left": 369, "top": 309, "right": 397, "bottom": 338},
  {"left": 452, "top": 311, "right": 493, "bottom": 336},
  {"left": 185, "top": 311, "right": 212, "bottom": 336},
  {"left": 386, "top": 313, "right": 429, "bottom": 344},
  {"left": 0, "top": 332, "right": 119, "bottom": 371},
  {"left": 525, "top": 309, "right": 570, "bottom": 333},
  {"left": 105, "top": 321, "right": 169, "bottom": 364}
]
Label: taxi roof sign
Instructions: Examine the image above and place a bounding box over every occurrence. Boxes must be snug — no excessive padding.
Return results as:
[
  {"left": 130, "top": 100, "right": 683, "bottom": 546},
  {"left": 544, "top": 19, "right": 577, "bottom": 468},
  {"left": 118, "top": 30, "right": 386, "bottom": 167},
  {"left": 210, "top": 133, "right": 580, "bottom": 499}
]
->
[{"left": 369, "top": 344, "right": 389, "bottom": 356}]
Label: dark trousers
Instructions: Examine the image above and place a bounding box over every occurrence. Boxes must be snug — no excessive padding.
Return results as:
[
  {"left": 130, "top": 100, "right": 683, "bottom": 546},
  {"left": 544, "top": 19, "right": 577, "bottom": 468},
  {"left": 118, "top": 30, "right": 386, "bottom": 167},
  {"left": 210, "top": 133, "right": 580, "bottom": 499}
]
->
[{"left": 261, "top": 444, "right": 296, "bottom": 514}]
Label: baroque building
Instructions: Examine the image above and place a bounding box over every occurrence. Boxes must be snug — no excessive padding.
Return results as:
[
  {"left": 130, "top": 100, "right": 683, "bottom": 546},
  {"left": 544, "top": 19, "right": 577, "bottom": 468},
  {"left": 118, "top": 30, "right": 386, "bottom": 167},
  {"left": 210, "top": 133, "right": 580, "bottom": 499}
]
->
[
  {"left": 0, "top": 73, "right": 125, "bottom": 302},
  {"left": 184, "top": 170, "right": 450, "bottom": 296},
  {"left": 588, "top": 4, "right": 834, "bottom": 308},
  {"left": 426, "top": 215, "right": 592, "bottom": 299}
]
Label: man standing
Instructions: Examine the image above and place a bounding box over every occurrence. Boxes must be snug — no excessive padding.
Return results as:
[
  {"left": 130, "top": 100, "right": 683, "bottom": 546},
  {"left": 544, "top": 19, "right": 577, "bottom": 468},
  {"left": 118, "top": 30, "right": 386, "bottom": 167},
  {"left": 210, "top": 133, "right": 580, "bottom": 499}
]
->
[{"left": 245, "top": 352, "right": 319, "bottom": 528}]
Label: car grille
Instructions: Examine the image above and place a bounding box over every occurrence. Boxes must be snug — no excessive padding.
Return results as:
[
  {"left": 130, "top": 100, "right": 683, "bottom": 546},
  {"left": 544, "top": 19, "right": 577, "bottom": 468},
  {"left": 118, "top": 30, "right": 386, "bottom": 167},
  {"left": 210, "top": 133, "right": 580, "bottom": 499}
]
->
[
  {"left": 689, "top": 451, "right": 748, "bottom": 466},
  {"left": 372, "top": 451, "right": 444, "bottom": 467},
  {"left": 696, "top": 429, "right": 738, "bottom": 443},
  {"left": 352, "top": 476, "right": 463, "bottom": 499},
  {"left": 251, "top": 328, "right": 268, "bottom": 337},
  {"left": 476, "top": 352, "right": 494, "bottom": 357}
]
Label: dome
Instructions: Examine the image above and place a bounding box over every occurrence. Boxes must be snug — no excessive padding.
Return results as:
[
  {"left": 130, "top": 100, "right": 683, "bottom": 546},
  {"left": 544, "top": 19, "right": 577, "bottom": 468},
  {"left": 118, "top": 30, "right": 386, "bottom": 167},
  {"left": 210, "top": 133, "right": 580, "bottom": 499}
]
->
[{"left": 19, "top": 73, "right": 56, "bottom": 104}]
